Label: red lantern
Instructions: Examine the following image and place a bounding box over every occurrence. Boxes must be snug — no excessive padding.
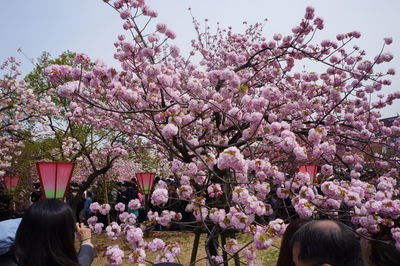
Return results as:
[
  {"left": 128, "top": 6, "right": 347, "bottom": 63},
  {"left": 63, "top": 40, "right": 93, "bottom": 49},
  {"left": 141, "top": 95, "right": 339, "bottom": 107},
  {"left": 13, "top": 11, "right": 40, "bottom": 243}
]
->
[
  {"left": 3, "top": 176, "right": 20, "bottom": 194},
  {"left": 135, "top": 172, "right": 156, "bottom": 195},
  {"left": 36, "top": 162, "right": 75, "bottom": 199},
  {"left": 299, "top": 165, "right": 319, "bottom": 183}
]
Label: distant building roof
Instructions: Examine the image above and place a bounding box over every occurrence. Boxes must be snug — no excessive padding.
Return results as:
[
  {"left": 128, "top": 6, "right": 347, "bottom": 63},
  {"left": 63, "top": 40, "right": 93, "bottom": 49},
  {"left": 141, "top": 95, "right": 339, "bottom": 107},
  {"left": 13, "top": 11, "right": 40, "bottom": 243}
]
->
[{"left": 380, "top": 116, "right": 398, "bottom": 127}]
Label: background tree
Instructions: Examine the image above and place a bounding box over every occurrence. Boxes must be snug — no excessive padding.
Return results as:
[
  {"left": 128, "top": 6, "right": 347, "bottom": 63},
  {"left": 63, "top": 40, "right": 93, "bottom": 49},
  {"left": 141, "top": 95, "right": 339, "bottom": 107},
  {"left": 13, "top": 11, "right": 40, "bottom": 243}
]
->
[
  {"left": 0, "top": 57, "right": 57, "bottom": 218},
  {"left": 0, "top": 57, "right": 53, "bottom": 177},
  {"left": 21, "top": 51, "right": 131, "bottom": 212}
]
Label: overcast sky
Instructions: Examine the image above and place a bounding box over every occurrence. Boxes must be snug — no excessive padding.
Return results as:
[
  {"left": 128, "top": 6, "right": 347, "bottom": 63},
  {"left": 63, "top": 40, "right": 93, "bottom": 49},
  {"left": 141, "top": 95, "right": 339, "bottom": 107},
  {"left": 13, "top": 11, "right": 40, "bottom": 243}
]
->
[{"left": 1, "top": 0, "right": 399, "bottom": 117}]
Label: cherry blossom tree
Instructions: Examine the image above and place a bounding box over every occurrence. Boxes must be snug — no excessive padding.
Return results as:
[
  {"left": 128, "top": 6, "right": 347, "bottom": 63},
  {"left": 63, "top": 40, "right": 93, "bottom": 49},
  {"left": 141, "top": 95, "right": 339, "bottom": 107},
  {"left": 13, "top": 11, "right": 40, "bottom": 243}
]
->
[
  {"left": 20, "top": 51, "right": 133, "bottom": 212},
  {"left": 0, "top": 57, "right": 55, "bottom": 177},
  {"left": 47, "top": 0, "right": 400, "bottom": 265}
]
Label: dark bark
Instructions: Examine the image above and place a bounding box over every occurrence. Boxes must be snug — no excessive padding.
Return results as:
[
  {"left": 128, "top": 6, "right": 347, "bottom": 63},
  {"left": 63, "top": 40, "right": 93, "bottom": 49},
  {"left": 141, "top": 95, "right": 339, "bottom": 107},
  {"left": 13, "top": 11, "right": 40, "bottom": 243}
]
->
[{"left": 70, "top": 164, "right": 113, "bottom": 213}]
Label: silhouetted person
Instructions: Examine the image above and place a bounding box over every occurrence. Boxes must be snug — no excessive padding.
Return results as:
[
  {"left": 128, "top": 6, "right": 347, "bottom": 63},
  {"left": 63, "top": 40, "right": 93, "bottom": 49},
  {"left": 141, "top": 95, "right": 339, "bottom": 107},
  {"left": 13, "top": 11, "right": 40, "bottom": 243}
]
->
[
  {"left": 83, "top": 191, "right": 93, "bottom": 223},
  {"left": 0, "top": 186, "right": 11, "bottom": 221},
  {"left": 29, "top": 182, "right": 42, "bottom": 204},
  {"left": 364, "top": 228, "right": 400, "bottom": 266}
]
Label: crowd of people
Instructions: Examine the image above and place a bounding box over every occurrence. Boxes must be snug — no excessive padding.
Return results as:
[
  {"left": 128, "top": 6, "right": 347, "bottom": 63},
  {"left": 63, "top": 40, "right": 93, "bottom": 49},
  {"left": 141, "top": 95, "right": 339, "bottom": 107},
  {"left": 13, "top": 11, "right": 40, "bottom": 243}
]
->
[
  {"left": 1, "top": 177, "right": 400, "bottom": 265},
  {"left": 71, "top": 177, "right": 196, "bottom": 229},
  {"left": 0, "top": 176, "right": 192, "bottom": 228},
  {"left": 0, "top": 196, "right": 399, "bottom": 265}
]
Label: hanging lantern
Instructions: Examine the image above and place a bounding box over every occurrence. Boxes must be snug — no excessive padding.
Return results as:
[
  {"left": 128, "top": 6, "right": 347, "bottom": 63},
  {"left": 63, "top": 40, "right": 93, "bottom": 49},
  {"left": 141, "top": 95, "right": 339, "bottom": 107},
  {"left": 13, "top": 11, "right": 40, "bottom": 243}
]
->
[
  {"left": 36, "top": 162, "right": 75, "bottom": 199},
  {"left": 3, "top": 176, "right": 20, "bottom": 194},
  {"left": 135, "top": 172, "right": 156, "bottom": 195},
  {"left": 299, "top": 165, "right": 319, "bottom": 183}
]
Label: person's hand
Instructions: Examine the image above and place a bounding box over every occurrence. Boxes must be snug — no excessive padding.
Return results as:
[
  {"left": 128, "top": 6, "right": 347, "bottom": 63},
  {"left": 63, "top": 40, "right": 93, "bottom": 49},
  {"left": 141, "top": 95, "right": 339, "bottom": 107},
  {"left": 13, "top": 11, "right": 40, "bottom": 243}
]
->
[{"left": 76, "top": 222, "right": 92, "bottom": 244}]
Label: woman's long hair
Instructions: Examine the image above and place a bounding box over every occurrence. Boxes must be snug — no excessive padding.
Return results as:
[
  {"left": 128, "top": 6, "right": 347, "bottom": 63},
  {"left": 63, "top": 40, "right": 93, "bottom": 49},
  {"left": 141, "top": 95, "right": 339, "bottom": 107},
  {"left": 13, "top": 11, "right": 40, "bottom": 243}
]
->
[
  {"left": 15, "top": 199, "right": 80, "bottom": 266},
  {"left": 276, "top": 218, "right": 309, "bottom": 266}
]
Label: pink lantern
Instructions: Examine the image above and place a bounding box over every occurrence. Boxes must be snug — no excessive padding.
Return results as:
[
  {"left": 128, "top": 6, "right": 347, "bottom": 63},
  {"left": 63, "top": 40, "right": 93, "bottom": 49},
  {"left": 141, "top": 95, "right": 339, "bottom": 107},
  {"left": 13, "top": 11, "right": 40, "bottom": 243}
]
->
[
  {"left": 36, "top": 162, "right": 75, "bottom": 199},
  {"left": 3, "top": 176, "right": 20, "bottom": 194},
  {"left": 135, "top": 172, "right": 156, "bottom": 195},
  {"left": 299, "top": 165, "right": 319, "bottom": 183}
]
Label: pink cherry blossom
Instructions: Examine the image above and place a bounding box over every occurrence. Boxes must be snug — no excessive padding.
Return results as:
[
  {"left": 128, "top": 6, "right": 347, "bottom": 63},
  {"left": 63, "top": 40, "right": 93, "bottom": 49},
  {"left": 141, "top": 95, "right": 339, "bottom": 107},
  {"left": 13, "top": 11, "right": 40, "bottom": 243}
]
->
[
  {"left": 384, "top": 37, "right": 393, "bottom": 45},
  {"left": 87, "top": 216, "right": 98, "bottom": 226},
  {"left": 106, "top": 222, "right": 122, "bottom": 240},
  {"left": 253, "top": 233, "right": 273, "bottom": 250},
  {"left": 128, "top": 199, "right": 141, "bottom": 210},
  {"left": 156, "top": 23, "right": 167, "bottom": 33},
  {"left": 151, "top": 188, "right": 169, "bottom": 206},
  {"left": 243, "top": 245, "right": 257, "bottom": 260},
  {"left": 99, "top": 203, "right": 111, "bottom": 215},
  {"left": 321, "top": 164, "right": 333, "bottom": 176},
  {"left": 207, "top": 184, "right": 223, "bottom": 198},
  {"left": 126, "top": 227, "right": 144, "bottom": 246},
  {"left": 224, "top": 238, "right": 239, "bottom": 253},
  {"left": 89, "top": 202, "right": 101, "bottom": 213},
  {"left": 105, "top": 245, "right": 124, "bottom": 266},
  {"left": 209, "top": 208, "right": 226, "bottom": 224},
  {"left": 177, "top": 184, "right": 193, "bottom": 200},
  {"left": 114, "top": 202, "right": 125, "bottom": 212},
  {"left": 162, "top": 124, "right": 178, "bottom": 138},
  {"left": 120, "top": 9, "right": 131, "bottom": 20},
  {"left": 165, "top": 29, "right": 176, "bottom": 39},
  {"left": 148, "top": 238, "right": 166, "bottom": 252},
  {"left": 128, "top": 248, "right": 146, "bottom": 264}
]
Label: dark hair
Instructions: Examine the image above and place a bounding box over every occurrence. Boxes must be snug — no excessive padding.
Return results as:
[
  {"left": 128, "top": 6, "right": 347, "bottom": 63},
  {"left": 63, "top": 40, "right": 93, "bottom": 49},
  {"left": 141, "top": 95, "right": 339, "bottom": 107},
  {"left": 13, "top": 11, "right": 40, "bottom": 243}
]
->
[
  {"left": 370, "top": 240, "right": 400, "bottom": 266},
  {"left": 276, "top": 218, "right": 309, "bottom": 266},
  {"left": 290, "top": 220, "right": 363, "bottom": 266},
  {"left": 15, "top": 199, "right": 79, "bottom": 266},
  {"left": 86, "top": 191, "right": 93, "bottom": 198},
  {"left": 369, "top": 228, "right": 400, "bottom": 266}
]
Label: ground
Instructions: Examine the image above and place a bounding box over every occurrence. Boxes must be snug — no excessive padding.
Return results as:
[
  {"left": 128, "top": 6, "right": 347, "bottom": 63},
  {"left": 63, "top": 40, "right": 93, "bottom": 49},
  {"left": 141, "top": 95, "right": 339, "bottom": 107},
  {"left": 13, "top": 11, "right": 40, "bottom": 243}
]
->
[{"left": 84, "top": 231, "right": 280, "bottom": 265}]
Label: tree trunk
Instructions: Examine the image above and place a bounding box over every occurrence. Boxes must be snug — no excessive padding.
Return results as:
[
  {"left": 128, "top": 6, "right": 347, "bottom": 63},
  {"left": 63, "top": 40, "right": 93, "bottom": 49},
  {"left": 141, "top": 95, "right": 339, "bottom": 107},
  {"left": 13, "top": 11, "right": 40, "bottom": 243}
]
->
[
  {"left": 205, "top": 225, "right": 220, "bottom": 265},
  {"left": 69, "top": 164, "right": 113, "bottom": 212},
  {"left": 190, "top": 230, "right": 202, "bottom": 265},
  {"left": 220, "top": 233, "right": 229, "bottom": 266},
  {"left": 103, "top": 174, "right": 110, "bottom": 225}
]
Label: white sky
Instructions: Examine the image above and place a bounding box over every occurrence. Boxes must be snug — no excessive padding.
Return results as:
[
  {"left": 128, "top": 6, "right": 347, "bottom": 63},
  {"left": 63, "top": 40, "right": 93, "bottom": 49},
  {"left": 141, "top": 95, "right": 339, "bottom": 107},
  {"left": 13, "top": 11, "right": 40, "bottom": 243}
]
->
[{"left": 1, "top": 0, "right": 399, "bottom": 117}]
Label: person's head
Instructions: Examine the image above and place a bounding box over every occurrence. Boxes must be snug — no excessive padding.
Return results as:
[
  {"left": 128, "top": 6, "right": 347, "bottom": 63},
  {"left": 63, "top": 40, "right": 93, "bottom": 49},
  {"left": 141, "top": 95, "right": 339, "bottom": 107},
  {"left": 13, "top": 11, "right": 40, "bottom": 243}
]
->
[
  {"left": 277, "top": 218, "right": 309, "bottom": 266},
  {"left": 33, "top": 182, "right": 40, "bottom": 190},
  {"left": 368, "top": 228, "right": 400, "bottom": 266},
  {"left": 86, "top": 191, "right": 92, "bottom": 198},
  {"left": 290, "top": 220, "right": 363, "bottom": 266},
  {"left": 15, "top": 199, "right": 79, "bottom": 266},
  {"left": 123, "top": 181, "right": 131, "bottom": 188}
]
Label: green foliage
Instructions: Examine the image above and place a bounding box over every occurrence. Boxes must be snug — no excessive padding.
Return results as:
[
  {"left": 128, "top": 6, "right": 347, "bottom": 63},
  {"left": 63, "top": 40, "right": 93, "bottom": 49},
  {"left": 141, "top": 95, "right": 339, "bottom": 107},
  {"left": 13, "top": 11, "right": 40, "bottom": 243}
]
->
[
  {"left": 9, "top": 137, "right": 63, "bottom": 183},
  {"left": 25, "top": 51, "right": 76, "bottom": 91},
  {"left": 24, "top": 51, "right": 77, "bottom": 115},
  {"left": 132, "top": 146, "right": 162, "bottom": 172}
]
